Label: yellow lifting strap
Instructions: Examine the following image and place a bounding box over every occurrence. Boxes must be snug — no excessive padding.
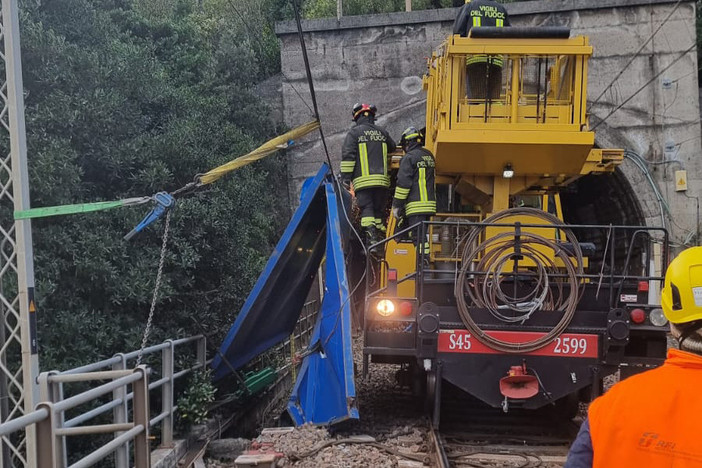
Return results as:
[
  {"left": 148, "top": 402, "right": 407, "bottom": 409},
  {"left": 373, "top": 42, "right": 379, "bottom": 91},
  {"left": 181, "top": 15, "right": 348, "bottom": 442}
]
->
[{"left": 198, "top": 120, "right": 321, "bottom": 185}]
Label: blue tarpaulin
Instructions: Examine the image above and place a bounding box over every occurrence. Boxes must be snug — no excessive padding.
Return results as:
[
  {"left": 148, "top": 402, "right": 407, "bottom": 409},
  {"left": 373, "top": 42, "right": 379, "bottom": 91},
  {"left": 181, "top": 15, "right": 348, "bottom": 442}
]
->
[
  {"left": 212, "top": 164, "right": 358, "bottom": 425},
  {"left": 287, "top": 181, "right": 358, "bottom": 425},
  {"left": 212, "top": 166, "right": 328, "bottom": 378}
]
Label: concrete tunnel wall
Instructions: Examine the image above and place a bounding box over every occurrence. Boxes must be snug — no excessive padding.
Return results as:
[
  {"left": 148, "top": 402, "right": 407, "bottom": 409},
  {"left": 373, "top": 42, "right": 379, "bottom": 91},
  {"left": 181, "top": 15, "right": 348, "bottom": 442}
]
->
[{"left": 272, "top": 0, "right": 702, "bottom": 246}]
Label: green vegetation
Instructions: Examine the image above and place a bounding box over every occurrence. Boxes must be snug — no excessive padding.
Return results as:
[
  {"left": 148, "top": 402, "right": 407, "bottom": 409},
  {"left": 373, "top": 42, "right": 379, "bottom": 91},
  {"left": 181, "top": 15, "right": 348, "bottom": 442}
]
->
[
  {"left": 19, "top": 0, "right": 290, "bottom": 371},
  {"left": 177, "top": 370, "right": 217, "bottom": 426}
]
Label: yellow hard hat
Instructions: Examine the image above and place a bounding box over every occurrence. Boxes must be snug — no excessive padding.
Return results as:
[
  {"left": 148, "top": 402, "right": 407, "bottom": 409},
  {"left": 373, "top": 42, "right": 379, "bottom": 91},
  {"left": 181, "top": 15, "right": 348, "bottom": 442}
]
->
[{"left": 661, "top": 246, "right": 702, "bottom": 323}]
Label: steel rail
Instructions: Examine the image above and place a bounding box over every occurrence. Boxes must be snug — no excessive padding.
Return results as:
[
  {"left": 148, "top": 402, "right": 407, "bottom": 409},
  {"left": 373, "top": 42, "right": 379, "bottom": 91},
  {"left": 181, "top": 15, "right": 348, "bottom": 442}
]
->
[
  {"left": 150, "top": 411, "right": 169, "bottom": 427},
  {"left": 0, "top": 334, "right": 211, "bottom": 468},
  {"left": 429, "top": 421, "right": 450, "bottom": 468}
]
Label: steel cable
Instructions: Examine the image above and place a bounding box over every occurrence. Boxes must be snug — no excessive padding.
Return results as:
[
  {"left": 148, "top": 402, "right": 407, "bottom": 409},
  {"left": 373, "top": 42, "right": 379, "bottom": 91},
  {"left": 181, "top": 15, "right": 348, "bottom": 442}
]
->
[{"left": 453, "top": 208, "right": 584, "bottom": 353}]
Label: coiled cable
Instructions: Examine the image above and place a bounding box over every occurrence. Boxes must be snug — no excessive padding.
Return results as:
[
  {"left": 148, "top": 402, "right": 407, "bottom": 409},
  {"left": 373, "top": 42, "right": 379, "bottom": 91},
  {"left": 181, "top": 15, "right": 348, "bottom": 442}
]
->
[{"left": 454, "top": 208, "right": 584, "bottom": 353}]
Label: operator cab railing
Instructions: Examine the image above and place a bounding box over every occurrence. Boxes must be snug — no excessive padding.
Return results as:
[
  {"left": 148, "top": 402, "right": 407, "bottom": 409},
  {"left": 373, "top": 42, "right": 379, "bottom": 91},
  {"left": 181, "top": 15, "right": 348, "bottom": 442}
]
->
[{"left": 424, "top": 27, "right": 596, "bottom": 176}]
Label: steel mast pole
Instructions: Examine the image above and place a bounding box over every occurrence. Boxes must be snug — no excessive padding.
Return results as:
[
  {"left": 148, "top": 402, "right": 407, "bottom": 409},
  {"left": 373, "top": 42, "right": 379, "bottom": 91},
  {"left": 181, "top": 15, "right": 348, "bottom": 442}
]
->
[{"left": 0, "top": 0, "right": 39, "bottom": 465}]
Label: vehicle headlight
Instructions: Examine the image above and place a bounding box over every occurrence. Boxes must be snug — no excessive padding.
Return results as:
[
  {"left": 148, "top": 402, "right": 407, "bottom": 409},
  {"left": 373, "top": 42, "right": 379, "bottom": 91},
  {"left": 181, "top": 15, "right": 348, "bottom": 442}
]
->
[
  {"left": 649, "top": 308, "right": 668, "bottom": 327},
  {"left": 376, "top": 299, "right": 395, "bottom": 317}
]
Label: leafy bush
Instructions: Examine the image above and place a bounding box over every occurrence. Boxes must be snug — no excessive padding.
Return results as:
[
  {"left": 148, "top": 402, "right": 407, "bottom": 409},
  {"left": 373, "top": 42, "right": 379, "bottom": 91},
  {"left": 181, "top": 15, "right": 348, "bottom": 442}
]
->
[{"left": 177, "top": 370, "right": 217, "bottom": 427}]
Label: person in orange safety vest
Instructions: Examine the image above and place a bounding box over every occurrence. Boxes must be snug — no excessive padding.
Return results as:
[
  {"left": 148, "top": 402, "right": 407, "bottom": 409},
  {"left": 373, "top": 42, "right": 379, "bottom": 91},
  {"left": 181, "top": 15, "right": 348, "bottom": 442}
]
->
[{"left": 565, "top": 246, "right": 702, "bottom": 467}]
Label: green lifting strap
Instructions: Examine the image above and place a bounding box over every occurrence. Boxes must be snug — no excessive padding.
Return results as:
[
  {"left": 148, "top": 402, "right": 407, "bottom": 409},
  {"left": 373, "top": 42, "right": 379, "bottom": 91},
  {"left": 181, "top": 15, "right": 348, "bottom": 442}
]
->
[{"left": 14, "top": 197, "right": 151, "bottom": 220}]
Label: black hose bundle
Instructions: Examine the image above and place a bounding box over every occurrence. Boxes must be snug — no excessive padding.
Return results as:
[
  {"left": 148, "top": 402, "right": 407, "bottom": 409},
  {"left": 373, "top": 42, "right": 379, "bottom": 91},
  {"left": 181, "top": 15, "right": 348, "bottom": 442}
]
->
[{"left": 453, "top": 208, "right": 584, "bottom": 353}]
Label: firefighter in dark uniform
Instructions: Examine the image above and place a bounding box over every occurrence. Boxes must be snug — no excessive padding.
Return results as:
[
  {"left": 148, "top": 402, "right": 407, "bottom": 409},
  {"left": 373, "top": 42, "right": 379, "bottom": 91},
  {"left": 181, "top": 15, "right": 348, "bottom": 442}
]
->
[
  {"left": 392, "top": 127, "right": 436, "bottom": 254},
  {"left": 453, "top": 0, "right": 510, "bottom": 100},
  {"left": 341, "top": 103, "right": 397, "bottom": 247}
]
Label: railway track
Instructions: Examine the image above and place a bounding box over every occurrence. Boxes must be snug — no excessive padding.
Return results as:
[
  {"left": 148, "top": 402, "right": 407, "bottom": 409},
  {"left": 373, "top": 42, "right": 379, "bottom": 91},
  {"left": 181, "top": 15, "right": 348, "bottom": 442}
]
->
[
  {"left": 430, "top": 422, "right": 573, "bottom": 468},
  {"left": 216, "top": 347, "right": 580, "bottom": 466},
  {"left": 428, "top": 383, "right": 577, "bottom": 467}
]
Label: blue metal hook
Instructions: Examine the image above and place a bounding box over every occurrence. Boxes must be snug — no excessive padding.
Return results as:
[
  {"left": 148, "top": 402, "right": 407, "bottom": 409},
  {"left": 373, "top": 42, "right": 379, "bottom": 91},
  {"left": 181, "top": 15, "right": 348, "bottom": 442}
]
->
[{"left": 124, "top": 192, "right": 175, "bottom": 241}]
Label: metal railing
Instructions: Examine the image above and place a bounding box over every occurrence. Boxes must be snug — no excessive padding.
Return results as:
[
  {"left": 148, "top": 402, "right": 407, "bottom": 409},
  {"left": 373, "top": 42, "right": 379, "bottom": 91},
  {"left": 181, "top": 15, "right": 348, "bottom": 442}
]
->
[
  {"left": 244, "top": 300, "right": 318, "bottom": 382},
  {"left": 369, "top": 219, "right": 669, "bottom": 309},
  {"left": 0, "top": 335, "right": 208, "bottom": 467}
]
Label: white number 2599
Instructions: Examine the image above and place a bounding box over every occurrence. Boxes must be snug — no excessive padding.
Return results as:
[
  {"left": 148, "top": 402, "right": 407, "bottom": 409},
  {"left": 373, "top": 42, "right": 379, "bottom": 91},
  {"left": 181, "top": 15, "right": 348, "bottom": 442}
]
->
[{"left": 554, "top": 337, "right": 588, "bottom": 355}]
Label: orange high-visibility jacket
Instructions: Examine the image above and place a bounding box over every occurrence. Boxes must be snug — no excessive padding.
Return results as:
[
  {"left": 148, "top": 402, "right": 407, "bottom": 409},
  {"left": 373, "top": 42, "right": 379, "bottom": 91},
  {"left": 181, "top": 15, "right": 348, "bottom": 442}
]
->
[{"left": 589, "top": 349, "right": 702, "bottom": 467}]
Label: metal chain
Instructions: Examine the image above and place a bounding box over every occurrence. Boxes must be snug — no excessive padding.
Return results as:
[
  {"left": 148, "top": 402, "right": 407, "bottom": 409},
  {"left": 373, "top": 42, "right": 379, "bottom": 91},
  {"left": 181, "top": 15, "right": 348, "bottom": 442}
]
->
[{"left": 136, "top": 209, "right": 172, "bottom": 366}]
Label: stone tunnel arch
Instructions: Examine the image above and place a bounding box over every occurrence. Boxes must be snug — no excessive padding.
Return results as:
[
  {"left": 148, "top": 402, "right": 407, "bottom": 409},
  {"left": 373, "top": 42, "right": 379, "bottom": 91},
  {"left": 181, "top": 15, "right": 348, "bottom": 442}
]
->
[{"left": 561, "top": 170, "right": 645, "bottom": 228}]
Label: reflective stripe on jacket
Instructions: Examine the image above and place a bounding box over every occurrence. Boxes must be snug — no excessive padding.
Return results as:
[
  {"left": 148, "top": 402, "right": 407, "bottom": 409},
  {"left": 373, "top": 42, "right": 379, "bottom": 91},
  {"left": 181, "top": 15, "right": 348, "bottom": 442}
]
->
[
  {"left": 588, "top": 349, "right": 702, "bottom": 467},
  {"left": 341, "top": 116, "right": 396, "bottom": 190},
  {"left": 393, "top": 142, "right": 437, "bottom": 216}
]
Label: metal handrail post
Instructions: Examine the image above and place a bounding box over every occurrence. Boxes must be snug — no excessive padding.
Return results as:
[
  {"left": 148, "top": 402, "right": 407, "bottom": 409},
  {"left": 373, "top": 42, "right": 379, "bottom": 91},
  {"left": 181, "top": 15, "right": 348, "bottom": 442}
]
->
[
  {"left": 34, "top": 403, "right": 56, "bottom": 468},
  {"left": 54, "top": 382, "right": 66, "bottom": 467},
  {"left": 37, "top": 372, "right": 65, "bottom": 466},
  {"left": 132, "top": 366, "right": 150, "bottom": 468},
  {"left": 161, "top": 340, "right": 174, "bottom": 447},
  {"left": 111, "top": 353, "right": 128, "bottom": 468},
  {"left": 37, "top": 372, "right": 53, "bottom": 402}
]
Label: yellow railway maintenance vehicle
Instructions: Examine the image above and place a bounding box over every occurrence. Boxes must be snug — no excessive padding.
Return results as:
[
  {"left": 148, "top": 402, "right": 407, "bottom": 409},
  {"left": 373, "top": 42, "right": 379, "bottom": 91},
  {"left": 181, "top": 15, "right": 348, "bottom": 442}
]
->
[{"left": 363, "top": 27, "right": 670, "bottom": 425}]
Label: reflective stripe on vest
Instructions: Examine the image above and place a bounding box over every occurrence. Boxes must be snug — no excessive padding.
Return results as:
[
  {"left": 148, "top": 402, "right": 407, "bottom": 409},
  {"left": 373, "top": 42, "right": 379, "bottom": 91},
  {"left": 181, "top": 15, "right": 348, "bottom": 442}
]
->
[
  {"left": 359, "top": 143, "right": 369, "bottom": 177},
  {"left": 419, "top": 167, "right": 428, "bottom": 202},
  {"left": 394, "top": 187, "right": 410, "bottom": 200},
  {"left": 340, "top": 160, "right": 356, "bottom": 173},
  {"left": 496, "top": 18, "right": 504, "bottom": 27},
  {"left": 405, "top": 201, "right": 437, "bottom": 216},
  {"left": 360, "top": 216, "right": 375, "bottom": 227},
  {"left": 472, "top": 16, "right": 481, "bottom": 28},
  {"left": 353, "top": 174, "right": 391, "bottom": 190},
  {"left": 466, "top": 55, "right": 504, "bottom": 67},
  {"left": 382, "top": 142, "right": 388, "bottom": 176}
]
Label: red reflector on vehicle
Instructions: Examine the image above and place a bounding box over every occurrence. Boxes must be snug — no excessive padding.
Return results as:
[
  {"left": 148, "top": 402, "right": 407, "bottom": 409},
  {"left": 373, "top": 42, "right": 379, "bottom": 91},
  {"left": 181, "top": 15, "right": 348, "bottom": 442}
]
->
[
  {"left": 388, "top": 269, "right": 398, "bottom": 281},
  {"left": 638, "top": 281, "right": 649, "bottom": 292},
  {"left": 630, "top": 308, "right": 646, "bottom": 324},
  {"left": 400, "top": 301, "right": 413, "bottom": 316}
]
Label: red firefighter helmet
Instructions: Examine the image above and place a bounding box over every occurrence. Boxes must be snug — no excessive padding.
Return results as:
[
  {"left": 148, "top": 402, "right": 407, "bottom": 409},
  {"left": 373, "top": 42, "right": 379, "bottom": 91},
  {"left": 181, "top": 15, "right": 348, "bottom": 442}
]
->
[{"left": 352, "top": 103, "right": 377, "bottom": 121}]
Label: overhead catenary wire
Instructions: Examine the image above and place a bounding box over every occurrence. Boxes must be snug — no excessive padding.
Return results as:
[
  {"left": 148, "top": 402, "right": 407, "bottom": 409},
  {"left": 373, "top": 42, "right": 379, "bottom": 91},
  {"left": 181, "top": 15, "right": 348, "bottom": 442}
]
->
[
  {"left": 589, "top": 0, "right": 683, "bottom": 111},
  {"left": 591, "top": 42, "right": 696, "bottom": 131}
]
